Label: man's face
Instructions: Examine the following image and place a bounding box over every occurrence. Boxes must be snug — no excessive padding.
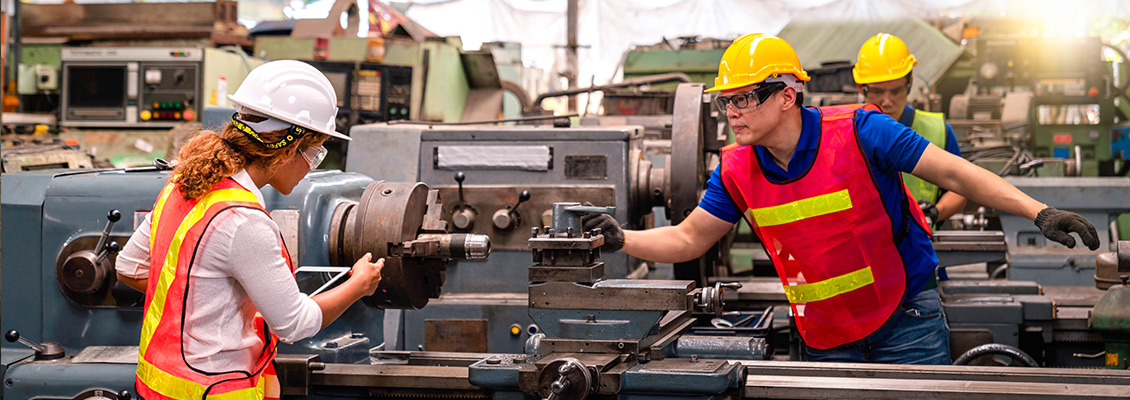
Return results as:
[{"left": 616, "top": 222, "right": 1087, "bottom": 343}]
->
[
  {"left": 861, "top": 76, "right": 910, "bottom": 120},
  {"left": 718, "top": 83, "right": 786, "bottom": 146}
]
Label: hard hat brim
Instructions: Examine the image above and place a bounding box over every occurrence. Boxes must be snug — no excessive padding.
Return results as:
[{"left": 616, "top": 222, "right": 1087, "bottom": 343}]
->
[
  {"left": 228, "top": 94, "right": 352, "bottom": 141},
  {"left": 852, "top": 67, "right": 913, "bottom": 85}
]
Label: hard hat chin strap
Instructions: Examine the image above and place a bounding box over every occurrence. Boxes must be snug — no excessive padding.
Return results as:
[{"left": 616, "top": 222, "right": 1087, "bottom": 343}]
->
[{"left": 231, "top": 113, "right": 307, "bottom": 150}]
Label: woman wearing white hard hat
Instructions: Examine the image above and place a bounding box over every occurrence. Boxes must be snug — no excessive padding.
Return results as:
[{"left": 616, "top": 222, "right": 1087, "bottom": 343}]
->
[{"left": 115, "top": 60, "right": 383, "bottom": 400}]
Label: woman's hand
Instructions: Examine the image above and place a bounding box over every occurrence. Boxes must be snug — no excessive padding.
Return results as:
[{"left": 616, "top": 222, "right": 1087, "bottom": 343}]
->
[
  {"left": 311, "top": 252, "right": 385, "bottom": 330},
  {"left": 349, "top": 252, "right": 384, "bottom": 296}
]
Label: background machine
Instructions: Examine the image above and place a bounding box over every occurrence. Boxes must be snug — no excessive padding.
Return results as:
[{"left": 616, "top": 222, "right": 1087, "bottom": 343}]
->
[{"left": 346, "top": 83, "right": 720, "bottom": 354}]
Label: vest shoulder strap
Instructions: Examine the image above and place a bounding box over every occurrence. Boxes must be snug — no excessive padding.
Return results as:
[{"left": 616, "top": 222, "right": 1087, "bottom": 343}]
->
[{"left": 910, "top": 109, "right": 947, "bottom": 148}]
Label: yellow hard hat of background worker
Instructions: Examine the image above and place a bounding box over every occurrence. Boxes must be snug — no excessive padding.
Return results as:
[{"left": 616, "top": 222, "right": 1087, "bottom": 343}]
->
[
  {"left": 852, "top": 33, "right": 918, "bottom": 84},
  {"left": 705, "top": 33, "right": 810, "bottom": 93}
]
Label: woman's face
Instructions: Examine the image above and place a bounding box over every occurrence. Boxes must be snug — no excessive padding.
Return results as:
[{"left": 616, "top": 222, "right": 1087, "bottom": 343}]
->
[{"left": 267, "top": 150, "right": 313, "bottom": 195}]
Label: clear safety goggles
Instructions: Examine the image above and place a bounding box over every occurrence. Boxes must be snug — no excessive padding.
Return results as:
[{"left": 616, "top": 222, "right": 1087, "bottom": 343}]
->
[
  {"left": 300, "top": 145, "right": 327, "bottom": 171},
  {"left": 714, "top": 82, "right": 786, "bottom": 112}
]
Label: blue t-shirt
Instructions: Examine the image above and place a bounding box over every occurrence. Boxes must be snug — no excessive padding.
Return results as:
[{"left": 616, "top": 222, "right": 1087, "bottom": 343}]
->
[
  {"left": 699, "top": 106, "right": 938, "bottom": 300},
  {"left": 898, "top": 104, "right": 961, "bottom": 197}
]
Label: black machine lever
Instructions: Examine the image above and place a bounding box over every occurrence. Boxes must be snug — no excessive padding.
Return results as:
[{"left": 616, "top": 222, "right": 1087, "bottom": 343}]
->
[
  {"left": 59, "top": 210, "right": 122, "bottom": 296},
  {"left": 94, "top": 210, "right": 122, "bottom": 260},
  {"left": 455, "top": 172, "right": 467, "bottom": 204},
  {"left": 451, "top": 172, "right": 477, "bottom": 230},
  {"left": 5, "top": 330, "right": 65, "bottom": 360},
  {"left": 493, "top": 190, "right": 531, "bottom": 230},
  {"left": 511, "top": 190, "right": 531, "bottom": 210},
  {"left": 5, "top": 330, "right": 44, "bottom": 353}
]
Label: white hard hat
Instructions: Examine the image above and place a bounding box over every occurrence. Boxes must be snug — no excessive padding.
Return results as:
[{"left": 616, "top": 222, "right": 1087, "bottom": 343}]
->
[{"left": 227, "top": 60, "right": 350, "bottom": 141}]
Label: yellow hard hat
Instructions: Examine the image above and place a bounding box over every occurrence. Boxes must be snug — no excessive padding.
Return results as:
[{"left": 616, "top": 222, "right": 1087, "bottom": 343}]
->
[
  {"left": 705, "top": 33, "right": 810, "bottom": 93},
  {"left": 852, "top": 33, "right": 918, "bottom": 84}
]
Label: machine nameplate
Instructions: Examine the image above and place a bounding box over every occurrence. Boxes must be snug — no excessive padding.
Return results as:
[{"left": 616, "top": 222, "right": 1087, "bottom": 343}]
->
[
  {"left": 435, "top": 145, "right": 553, "bottom": 171},
  {"left": 564, "top": 155, "right": 608, "bottom": 180}
]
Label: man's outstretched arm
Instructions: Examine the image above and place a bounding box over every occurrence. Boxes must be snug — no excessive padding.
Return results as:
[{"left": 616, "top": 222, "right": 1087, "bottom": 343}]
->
[{"left": 584, "top": 207, "right": 737, "bottom": 264}]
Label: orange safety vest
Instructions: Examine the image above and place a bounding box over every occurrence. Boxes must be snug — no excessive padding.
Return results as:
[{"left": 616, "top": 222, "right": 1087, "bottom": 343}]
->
[
  {"left": 136, "top": 177, "right": 290, "bottom": 399},
  {"left": 720, "top": 104, "right": 932, "bottom": 350}
]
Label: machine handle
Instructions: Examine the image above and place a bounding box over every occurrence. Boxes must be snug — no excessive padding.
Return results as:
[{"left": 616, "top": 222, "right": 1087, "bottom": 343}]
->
[
  {"left": 4, "top": 330, "right": 45, "bottom": 353},
  {"left": 561, "top": 205, "right": 615, "bottom": 215},
  {"left": 93, "top": 210, "right": 121, "bottom": 259},
  {"left": 96, "top": 241, "right": 121, "bottom": 264},
  {"left": 512, "top": 190, "right": 531, "bottom": 210},
  {"left": 454, "top": 172, "right": 467, "bottom": 203},
  {"left": 494, "top": 191, "right": 531, "bottom": 231}
]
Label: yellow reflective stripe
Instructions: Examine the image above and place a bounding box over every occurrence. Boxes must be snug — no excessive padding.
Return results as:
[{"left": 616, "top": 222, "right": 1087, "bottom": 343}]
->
[
  {"left": 749, "top": 189, "right": 853, "bottom": 227},
  {"left": 139, "top": 188, "right": 259, "bottom": 356},
  {"left": 150, "top": 181, "right": 177, "bottom": 249},
  {"left": 137, "top": 358, "right": 265, "bottom": 400},
  {"left": 783, "top": 266, "right": 875, "bottom": 304}
]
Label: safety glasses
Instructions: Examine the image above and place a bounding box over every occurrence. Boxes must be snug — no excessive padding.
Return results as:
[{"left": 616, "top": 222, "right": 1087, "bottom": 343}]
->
[
  {"left": 714, "top": 82, "right": 786, "bottom": 112},
  {"left": 300, "top": 145, "right": 327, "bottom": 171}
]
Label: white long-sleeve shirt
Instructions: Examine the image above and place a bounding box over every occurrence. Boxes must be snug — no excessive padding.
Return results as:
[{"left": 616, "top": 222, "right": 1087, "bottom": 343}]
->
[{"left": 116, "top": 169, "right": 322, "bottom": 373}]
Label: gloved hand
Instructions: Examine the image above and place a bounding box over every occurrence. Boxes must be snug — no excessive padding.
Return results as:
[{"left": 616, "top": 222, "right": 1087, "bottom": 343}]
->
[
  {"left": 581, "top": 213, "right": 625, "bottom": 253},
  {"left": 1034, "top": 207, "right": 1100, "bottom": 250},
  {"left": 918, "top": 201, "right": 938, "bottom": 224}
]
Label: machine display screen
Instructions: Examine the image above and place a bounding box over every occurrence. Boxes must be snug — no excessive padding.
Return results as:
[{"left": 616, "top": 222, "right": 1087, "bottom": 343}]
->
[
  {"left": 67, "top": 66, "right": 126, "bottom": 108},
  {"left": 323, "top": 71, "right": 348, "bottom": 107},
  {"left": 1036, "top": 104, "right": 1101, "bottom": 125}
]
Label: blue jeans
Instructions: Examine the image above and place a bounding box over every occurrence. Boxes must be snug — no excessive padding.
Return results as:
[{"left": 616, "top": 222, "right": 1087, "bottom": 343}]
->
[{"left": 804, "top": 288, "right": 951, "bottom": 365}]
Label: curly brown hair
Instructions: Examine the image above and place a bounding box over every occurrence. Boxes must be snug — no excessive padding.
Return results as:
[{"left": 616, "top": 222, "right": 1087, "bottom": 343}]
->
[{"left": 174, "top": 113, "right": 328, "bottom": 200}]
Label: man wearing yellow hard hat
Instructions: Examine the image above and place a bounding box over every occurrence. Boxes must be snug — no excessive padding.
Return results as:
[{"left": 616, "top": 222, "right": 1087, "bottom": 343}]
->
[
  {"left": 854, "top": 33, "right": 966, "bottom": 225},
  {"left": 582, "top": 33, "right": 1100, "bottom": 365}
]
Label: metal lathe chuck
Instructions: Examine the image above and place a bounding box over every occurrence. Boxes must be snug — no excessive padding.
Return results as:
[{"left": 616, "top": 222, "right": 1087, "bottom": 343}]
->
[{"left": 327, "top": 180, "right": 491, "bottom": 310}]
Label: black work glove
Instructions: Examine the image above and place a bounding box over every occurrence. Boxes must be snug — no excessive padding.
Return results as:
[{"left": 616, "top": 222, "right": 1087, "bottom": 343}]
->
[
  {"left": 581, "top": 213, "right": 625, "bottom": 253},
  {"left": 918, "top": 201, "right": 939, "bottom": 224},
  {"left": 1034, "top": 207, "right": 1100, "bottom": 250}
]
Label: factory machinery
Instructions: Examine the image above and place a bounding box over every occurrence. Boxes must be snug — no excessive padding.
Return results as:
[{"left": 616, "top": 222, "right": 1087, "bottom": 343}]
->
[
  {"left": 5, "top": 83, "right": 1130, "bottom": 398},
  {"left": 4, "top": 162, "right": 1130, "bottom": 399},
  {"left": 947, "top": 35, "right": 1129, "bottom": 178},
  {"left": 345, "top": 83, "right": 722, "bottom": 355}
]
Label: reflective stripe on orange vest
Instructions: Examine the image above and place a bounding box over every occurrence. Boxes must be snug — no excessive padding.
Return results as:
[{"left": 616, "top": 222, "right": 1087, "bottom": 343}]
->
[
  {"left": 748, "top": 189, "right": 852, "bottom": 227},
  {"left": 782, "top": 266, "right": 875, "bottom": 304},
  {"left": 136, "top": 357, "right": 266, "bottom": 400}
]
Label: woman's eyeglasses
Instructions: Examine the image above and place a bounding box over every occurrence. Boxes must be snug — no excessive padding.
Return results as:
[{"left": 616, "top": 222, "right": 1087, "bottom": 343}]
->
[{"left": 301, "top": 145, "right": 327, "bottom": 171}]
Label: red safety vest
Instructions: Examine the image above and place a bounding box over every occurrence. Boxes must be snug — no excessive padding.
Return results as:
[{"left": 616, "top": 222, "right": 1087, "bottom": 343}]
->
[
  {"left": 720, "top": 104, "right": 932, "bottom": 350},
  {"left": 136, "top": 177, "right": 290, "bottom": 399}
]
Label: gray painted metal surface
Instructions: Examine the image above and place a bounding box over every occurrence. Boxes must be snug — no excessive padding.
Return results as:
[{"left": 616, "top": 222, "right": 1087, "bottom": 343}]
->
[
  {"left": 1001, "top": 177, "right": 1130, "bottom": 286},
  {"left": 347, "top": 123, "right": 644, "bottom": 354},
  {"left": 398, "top": 295, "right": 533, "bottom": 353},
  {"left": 1, "top": 173, "right": 54, "bottom": 348},
  {"left": 345, "top": 123, "right": 424, "bottom": 183},
  {"left": 3, "top": 361, "right": 137, "bottom": 400}
]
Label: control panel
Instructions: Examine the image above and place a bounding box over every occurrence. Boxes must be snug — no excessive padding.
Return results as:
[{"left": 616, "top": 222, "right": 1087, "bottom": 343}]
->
[
  {"left": 61, "top": 47, "right": 203, "bottom": 128},
  {"left": 138, "top": 64, "right": 199, "bottom": 123}
]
